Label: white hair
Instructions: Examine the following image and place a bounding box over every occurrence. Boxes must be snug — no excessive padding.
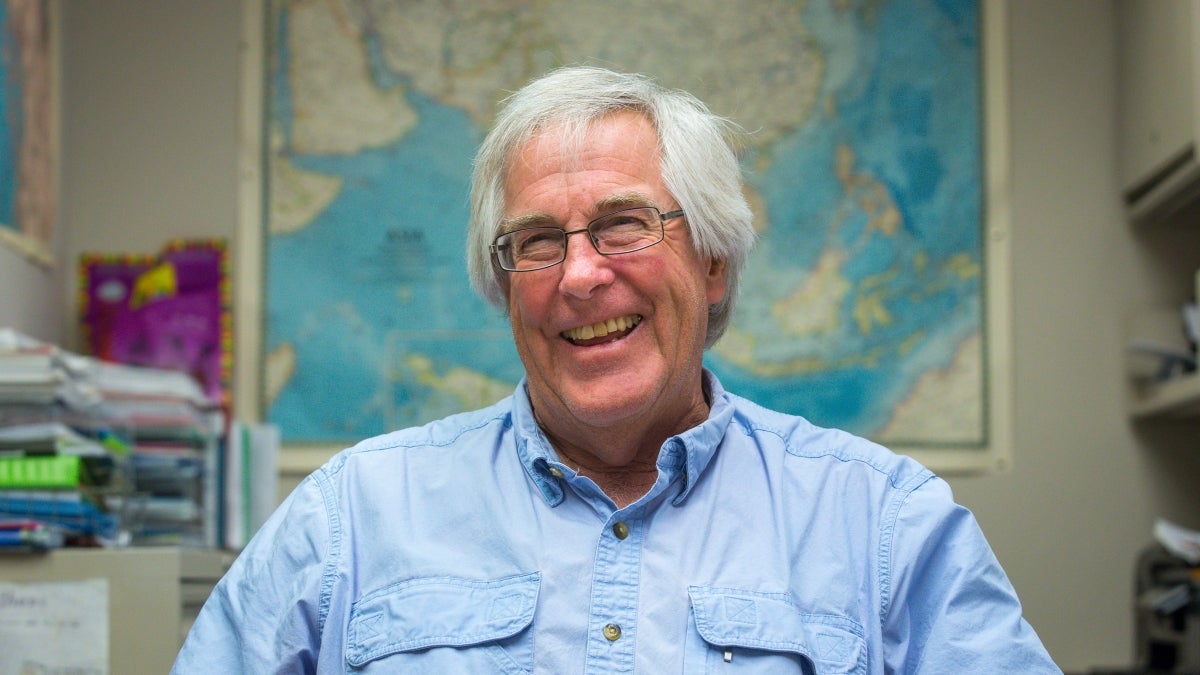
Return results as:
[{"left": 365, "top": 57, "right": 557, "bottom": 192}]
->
[{"left": 466, "top": 66, "right": 756, "bottom": 348}]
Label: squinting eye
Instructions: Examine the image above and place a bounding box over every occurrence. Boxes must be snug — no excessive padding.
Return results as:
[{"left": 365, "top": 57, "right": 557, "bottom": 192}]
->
[
  {"left": 595, "top": 213, "right": 650, "bottom": 233},
  {"left": 516, "top": 231, "right": 555, "bottom": 247},
  {"left": 608, "top": 215, "right": 642, "bottom": 226},
  {"left": 511, "top": 229, "right": 563, "bottom": 258}
]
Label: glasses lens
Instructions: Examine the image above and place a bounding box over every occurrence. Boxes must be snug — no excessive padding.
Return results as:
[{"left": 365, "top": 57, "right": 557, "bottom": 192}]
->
[
  {"left": 495, "top": 227, "right": 565, "bottom": 271},
  {"left": 590, "top": 207, "right": 664, "bottom": 254}
]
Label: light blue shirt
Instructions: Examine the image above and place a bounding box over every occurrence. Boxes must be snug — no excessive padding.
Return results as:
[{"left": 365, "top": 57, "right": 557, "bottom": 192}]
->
[{"left": 174, "top": 372, "right": 1059, "bottom": 673}]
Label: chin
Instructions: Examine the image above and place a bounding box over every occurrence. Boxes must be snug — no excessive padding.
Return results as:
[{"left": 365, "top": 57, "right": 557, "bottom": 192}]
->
[{"left": 560, "top": 379, "right": 660, "bottom": 426}]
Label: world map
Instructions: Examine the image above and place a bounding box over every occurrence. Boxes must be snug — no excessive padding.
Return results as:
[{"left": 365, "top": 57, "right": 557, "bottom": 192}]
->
[{"left": 263, "top": 0, "right": 990, "bottom": 456}]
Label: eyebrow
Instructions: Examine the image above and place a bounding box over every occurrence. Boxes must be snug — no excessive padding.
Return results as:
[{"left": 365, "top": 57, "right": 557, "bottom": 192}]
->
[
  {"left": 499, "top": 192, "right": 658, "bottom": 233},
  {"left": 498, "top": 212, "right": 556, "bottom": 233}
]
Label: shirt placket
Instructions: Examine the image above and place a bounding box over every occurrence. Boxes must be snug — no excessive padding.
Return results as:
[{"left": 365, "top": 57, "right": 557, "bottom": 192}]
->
[{"left": 584, "top": 506, "right": 643, "bottom": 672}]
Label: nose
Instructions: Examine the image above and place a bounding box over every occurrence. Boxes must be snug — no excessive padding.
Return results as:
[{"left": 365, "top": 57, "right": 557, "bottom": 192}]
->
[{"left": 558, "top": 228, "right": 613, "bottom": 299}]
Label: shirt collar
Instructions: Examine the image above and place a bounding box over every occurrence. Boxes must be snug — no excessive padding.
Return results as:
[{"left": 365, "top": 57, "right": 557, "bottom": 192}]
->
[
  {"left": 670, "top": 369, "right": 733, "bottom": 504},
  {"left": 511, "top": 387, "right": 565, "bottom": 505},
  {"left": 512, "top": 369, "right": 734, "bottom": 507}
]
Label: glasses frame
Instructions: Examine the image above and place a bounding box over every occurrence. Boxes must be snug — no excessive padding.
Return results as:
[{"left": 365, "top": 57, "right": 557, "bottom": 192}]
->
[{"left": 490, "top": 206, "right": 686, "bottom": 272}]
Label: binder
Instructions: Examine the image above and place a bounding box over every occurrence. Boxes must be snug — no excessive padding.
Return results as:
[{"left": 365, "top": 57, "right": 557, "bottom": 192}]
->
[{"left": 0, "top": 455, "right": 115, "bottom": 489}]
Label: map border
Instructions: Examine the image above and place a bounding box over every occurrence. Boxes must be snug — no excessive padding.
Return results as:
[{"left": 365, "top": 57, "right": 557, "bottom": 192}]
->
[
  {"left": 233, "top": 0, "right": 1014, "bottom": 476},
  {"left": 0, "top": 0, "right": 59, "bottom": 268}
]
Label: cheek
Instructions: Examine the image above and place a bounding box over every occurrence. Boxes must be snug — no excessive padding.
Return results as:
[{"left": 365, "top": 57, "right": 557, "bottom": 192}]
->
[
  {"left": 507, "top": 280, "right": 550, "bottom": 334},
  {"left": 672, "top": 276, "right": 717, "bottom": 343}
]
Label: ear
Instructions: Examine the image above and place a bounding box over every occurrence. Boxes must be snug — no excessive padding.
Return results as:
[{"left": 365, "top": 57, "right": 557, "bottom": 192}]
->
[{"left": 705, "top": 257, "right": 728, "bottom": 305}]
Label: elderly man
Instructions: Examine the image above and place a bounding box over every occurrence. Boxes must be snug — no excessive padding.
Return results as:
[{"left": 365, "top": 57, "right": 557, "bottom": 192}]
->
[{"left": 173, "top": 66, "right": 1059, "bottom": 673}]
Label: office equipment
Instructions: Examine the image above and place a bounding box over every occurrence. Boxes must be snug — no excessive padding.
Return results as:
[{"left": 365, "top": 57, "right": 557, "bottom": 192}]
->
[
  {"left": 1135, "top": 543, "right": 1200, "bottom": 671},
  {"left": 0, "top": 547, "right": 232, "bottom": 673}
]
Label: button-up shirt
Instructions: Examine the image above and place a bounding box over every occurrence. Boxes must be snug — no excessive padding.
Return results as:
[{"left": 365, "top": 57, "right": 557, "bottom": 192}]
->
[{"left": 173, "top": 371, "right": 1060, "bottom": 673}]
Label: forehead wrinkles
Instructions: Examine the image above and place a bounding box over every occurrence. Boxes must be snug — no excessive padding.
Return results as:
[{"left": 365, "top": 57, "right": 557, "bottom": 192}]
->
[{"left": 511, "top": 112, "right": 660, "bottom": 183}]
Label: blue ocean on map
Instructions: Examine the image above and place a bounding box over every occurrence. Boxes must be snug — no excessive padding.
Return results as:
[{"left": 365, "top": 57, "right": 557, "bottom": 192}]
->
[{"left": 267, "top": 91, "right": 522, "bottom": 439}]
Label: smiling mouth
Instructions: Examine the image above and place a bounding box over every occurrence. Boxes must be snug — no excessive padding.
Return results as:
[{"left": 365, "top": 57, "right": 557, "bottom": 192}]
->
[{"left": 561, "top": 315, "right": 642, "bottom": 346}]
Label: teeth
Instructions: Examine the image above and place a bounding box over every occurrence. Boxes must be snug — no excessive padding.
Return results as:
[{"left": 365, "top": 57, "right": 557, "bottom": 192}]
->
[{"left": 563, "top": 315, "right": 641, "bottom": 342}]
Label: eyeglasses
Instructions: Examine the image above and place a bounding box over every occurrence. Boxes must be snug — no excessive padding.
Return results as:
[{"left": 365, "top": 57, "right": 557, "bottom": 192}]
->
[{"left": 491, "top": 206, "right": 685, "bottom": 272}]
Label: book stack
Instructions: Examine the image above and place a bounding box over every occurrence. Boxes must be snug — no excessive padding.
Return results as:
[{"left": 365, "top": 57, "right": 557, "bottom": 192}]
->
[
  {"left": 0, "top": 422, "right": 130, "bottom": 549},
  {"left": 0, "top": 328, "right": 223, "bottom": 550},
  {"left": 222, "top": 419, "right": 279, "bottom": 549},
  {"left": 0, "top": 334, "right": 61, "bottom": 406}
]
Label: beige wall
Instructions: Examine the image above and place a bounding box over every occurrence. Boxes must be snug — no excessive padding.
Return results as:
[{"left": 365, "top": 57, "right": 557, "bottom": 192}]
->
[
  {"left": 57, "top": 0, "right": 243, "bottom": 351},
  {"left": 952, "top": 2, "right": 1200, "bottom": 666},
  {"left": 0, "top": 244, "right": 63, "bottom": 343},
  {"left": 3, "top": 0, "right": 1198, "bottom": 670}
]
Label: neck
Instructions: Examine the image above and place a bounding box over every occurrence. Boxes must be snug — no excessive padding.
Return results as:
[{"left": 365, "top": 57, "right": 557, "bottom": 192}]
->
[
  {"left": 534, "top": 379, "right": 712, "bottom": 508},
  {"left": 555, "top": 444, "right": 660, "bottom": 508}
]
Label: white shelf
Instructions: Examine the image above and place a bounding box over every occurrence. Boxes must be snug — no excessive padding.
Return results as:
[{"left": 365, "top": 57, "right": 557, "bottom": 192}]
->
[{"left": 1130, "top": 372, "right": 1200, "bottom": 419}]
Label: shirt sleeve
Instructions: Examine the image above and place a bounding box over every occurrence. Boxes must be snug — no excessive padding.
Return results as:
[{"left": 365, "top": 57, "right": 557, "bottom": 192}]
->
[
  {"left": 171, "top": 470, "right": 337, "bottom": 674},
  {"left": 881, "top": 476, "right": 1062, "bottom": 673}
]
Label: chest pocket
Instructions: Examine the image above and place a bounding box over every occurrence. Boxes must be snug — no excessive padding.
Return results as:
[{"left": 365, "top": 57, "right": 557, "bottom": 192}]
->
[
  {"left": 686, "top": 586, "right": 866, "bottom": 674},
  {"left": 345, "top": 572, "right": 540, "bottom": 673}
]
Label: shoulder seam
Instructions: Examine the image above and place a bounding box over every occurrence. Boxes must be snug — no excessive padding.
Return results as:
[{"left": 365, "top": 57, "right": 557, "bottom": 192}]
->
[
  {"left": 738, "top": 416, "right": 929, "bottom": 491},
  {"left": 313, "top": 466, "right": 341, "bottom": 639},
  {"left": 877, "top": 473, "right": 938, "bottom": 626}
]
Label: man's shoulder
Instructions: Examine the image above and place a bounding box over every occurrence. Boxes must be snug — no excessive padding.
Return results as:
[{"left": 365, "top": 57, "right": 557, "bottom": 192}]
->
[
  {"left": 324, "top": 396, "right": 515, "bottom": 471},
  {"left": 723, "top": 391, "right": 934, "bottom": 492}
]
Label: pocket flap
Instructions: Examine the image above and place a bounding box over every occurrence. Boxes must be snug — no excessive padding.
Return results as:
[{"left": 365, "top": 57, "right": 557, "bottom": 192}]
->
[
  {"left": 347, "top": 572, "right": 540, "bottom": 667},
  {"left": 688, "top": 586, "right": 865, "bottom": 673}
]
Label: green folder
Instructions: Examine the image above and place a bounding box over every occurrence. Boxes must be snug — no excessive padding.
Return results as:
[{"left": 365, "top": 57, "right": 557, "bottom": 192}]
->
[{"left": 0, "top": 455, "right": 114, "bottom": 488}]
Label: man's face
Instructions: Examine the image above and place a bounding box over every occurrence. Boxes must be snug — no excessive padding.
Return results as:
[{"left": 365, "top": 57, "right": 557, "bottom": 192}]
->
[{"left": 501, "top": 111, "right": 727, "bottom": 435}]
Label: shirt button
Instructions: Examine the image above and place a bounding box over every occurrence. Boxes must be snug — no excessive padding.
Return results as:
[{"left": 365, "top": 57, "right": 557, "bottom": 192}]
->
[
  {"left": 603, "top": 623, "right": 622, "bottom": 641},
  {"left": 612, "top": 521, "right": 629, "bottom": 540},
  {"left": 548, "top": 466, "right": 564, "bottom": 479}
]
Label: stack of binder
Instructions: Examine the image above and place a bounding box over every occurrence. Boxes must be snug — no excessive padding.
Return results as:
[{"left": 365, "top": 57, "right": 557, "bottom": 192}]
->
[
  {"left": 0, "top": 422, "right": 130, "bottom": 547},
  {"left": 0, "top": 328, "right": 224, "bottom": 549}
]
